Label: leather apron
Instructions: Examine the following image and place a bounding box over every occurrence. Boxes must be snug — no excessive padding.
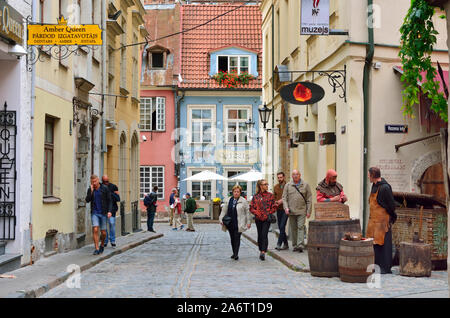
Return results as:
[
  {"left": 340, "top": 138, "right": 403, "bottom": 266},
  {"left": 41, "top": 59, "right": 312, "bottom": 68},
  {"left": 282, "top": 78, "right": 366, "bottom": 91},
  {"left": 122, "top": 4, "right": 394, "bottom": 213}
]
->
[{"left": 366, "top": 189, "right": 390, "bottom": 245}]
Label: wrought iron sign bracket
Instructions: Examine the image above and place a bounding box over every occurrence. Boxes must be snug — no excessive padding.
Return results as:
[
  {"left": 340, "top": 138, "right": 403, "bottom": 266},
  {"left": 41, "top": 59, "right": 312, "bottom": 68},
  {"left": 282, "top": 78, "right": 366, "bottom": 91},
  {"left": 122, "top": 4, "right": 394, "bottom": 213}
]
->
[{"left": 274, "top": 65, "right": 347, "bottom": 102}]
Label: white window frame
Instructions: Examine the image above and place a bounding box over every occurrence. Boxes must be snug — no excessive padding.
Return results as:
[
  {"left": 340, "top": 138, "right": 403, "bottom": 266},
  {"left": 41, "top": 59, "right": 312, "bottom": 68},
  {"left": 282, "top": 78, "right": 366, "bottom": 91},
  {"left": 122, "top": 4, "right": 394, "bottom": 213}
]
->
[
  {"left": 223, "top": 167, "right": 252, "bottom": 199},
  {"left": 188, "top": 105, "right": 216, "bottom": 145},
  {"left": 216, "top": 55, "right": 251, "bottom": 74},
  {"left": 224, "top": 105, "right": 252, "bottom": 146},
  {"left": 187, "top": 167, "right": 216, "bottom": 201},
  {"left": 140, "top": 166, "right": 165, "bottom": 200},
  {"left": 140, "top": 97, "right": 166, "bottom": 131}
]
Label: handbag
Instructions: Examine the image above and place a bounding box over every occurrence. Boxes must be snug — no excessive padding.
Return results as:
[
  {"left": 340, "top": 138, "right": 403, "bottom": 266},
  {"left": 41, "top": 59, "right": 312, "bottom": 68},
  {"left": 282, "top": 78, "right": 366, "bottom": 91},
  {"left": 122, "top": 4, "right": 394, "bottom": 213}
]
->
[
  {"left": 268, "top": 213, "right": 276, "bottom": 224},
  {"left": 222, "top": 215, "right": 232, "bottom": 228}
]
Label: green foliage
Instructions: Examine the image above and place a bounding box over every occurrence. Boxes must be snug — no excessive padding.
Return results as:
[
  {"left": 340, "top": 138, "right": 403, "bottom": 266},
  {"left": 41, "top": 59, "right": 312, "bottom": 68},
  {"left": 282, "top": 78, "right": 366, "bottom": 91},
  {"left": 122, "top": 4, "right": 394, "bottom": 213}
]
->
[{"left": 399, "top": 0, "right": 447, "bottom": 122}]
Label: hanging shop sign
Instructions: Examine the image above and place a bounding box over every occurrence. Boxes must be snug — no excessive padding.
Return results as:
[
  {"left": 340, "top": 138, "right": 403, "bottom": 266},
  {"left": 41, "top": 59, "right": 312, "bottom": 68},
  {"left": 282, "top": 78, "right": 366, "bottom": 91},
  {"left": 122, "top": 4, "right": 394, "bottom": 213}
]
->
[
  {"left": 27, "top": 16, "right": 102, "bottom": 46},
  {"left": 385, "top": 124, "right": 408, "bottom": 134},
  {"left": 294, "top": 131, "right": 316, "bottom": 143},
  {"left": 301, "top": 0, "right": 330, "bottom": 35},
  {"left": 280, "top": 82, "right": 325, "bottom": 105},
  {"left": 319, "top": 132, "right": 336, "bottom": 145},
  {"left": 0, "top": 0, "right": 24, "bottom": 44}
]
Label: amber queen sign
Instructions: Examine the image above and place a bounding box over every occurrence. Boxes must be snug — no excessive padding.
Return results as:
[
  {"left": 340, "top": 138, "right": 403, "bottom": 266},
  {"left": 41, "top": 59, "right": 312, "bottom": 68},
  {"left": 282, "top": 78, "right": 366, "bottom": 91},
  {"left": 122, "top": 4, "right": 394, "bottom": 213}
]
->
[{"left": 27, "top": 16, "right": 102, "bottom": 46}]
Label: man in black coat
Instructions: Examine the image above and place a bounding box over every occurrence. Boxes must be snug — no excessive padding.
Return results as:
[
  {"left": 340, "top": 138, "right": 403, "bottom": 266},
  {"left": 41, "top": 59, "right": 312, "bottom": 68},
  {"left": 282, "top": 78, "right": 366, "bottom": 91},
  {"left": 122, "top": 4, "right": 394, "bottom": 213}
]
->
[
  {"left": 102, "top": 175, "right": 120, "bottom": 248},
  {"left": 144, "top": 186, "right": 158, "bottom": 233},
  {"left": 86, "top": 175, "right": 112, "bottom": 255}
]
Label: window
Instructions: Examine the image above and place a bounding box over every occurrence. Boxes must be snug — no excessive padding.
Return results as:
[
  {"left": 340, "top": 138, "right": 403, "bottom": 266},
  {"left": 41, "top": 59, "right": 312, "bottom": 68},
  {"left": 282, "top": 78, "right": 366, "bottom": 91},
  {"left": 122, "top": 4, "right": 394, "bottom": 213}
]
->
[
  {"left": 43, "top": 118, "right": 54, "bottom": 197},
  {"left": 190, "top": 170, "right": 211, "bottom": 201},
  {"left": 190, "top": 108, "right": 213, "bottom": 144},
  {"left": 152, "top": 52, "right": 164, "bottom": 68},
  {"left": 225, "top": 107, "right": 250, "bottom": 144},
  {"left": 140, "top": 97, "right": 165, "bottom": 131},
  {"left": 140, "top": 166, "right": 164, "bottom": 200},
  {"left": 218, "top": 56, "right": 249, "bottom": 74},
  {"left": 227, "top": 171, "right": 248, "bottom": 198}
]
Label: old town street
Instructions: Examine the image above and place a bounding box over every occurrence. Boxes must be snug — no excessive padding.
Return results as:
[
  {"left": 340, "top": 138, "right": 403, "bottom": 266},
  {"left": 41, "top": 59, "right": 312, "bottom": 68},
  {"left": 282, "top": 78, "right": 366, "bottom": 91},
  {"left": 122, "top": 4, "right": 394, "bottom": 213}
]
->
[{"left": 40, "top": 224, "right": 448, "bottom": 298}]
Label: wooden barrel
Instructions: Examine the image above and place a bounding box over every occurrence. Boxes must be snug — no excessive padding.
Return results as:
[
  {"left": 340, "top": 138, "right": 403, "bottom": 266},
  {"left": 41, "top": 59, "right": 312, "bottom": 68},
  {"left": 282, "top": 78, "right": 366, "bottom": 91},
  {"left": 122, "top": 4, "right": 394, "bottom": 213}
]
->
[
  {"left": 338, "top": 238, "right": 374, "bottom": 283},
  {"left": 307, "top": 219, "right": 361, "bottom": 277},
  {"left": 399, "top": 242, "right": 432, "bottom": 277}
]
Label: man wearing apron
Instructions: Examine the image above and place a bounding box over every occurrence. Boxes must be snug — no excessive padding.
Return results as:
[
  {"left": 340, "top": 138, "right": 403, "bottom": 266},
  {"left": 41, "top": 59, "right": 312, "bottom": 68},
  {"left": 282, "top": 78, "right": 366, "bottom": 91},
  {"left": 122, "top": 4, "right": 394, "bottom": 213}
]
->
[{"left": 367, "top": 167, "right": 397, "bottom": 274}]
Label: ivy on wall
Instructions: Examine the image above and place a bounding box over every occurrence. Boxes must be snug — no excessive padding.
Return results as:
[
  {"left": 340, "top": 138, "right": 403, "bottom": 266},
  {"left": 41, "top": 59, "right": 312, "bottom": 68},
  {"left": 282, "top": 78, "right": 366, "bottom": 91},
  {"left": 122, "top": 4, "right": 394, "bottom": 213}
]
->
[{"left": 399, "top": 0, "right": 448, "bottom": 122}]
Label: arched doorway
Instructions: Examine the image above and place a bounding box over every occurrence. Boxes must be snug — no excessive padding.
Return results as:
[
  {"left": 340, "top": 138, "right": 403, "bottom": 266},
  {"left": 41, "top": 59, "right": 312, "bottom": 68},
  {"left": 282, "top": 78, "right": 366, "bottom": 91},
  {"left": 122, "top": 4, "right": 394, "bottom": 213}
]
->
[{"left": 419, "top": 163, "right": 446, "bottom": 202}]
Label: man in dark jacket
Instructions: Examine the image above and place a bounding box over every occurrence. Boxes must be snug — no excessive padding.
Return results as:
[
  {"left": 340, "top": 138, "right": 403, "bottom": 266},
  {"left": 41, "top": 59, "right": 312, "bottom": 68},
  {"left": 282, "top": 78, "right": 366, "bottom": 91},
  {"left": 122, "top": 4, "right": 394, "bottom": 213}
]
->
[
  {"left": 144, "top": 186, "right": 158, "bottom": 233},
  {"left": 86, "top": 174, "right": 112, "bottom": 255},
  {"left": 367, "top": 167, "right": 397, "bottom": 274},
  {"left": 102, "top": 175, "right": 120, "bottom": 248},
  {"left": 184, "top": 193, "right": 197, "bottom": 232}
]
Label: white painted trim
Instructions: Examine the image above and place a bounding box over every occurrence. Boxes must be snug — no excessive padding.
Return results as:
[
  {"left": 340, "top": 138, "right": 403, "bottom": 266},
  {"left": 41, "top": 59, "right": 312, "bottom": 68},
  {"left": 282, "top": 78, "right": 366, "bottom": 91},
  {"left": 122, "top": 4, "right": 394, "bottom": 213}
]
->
[
  {"left": 222, "top": 166, "right": 252, "bottom": 198},
  {"left": 187, "top": 104, "right": 216, "bottom": 145},
  {"left": 216, "top": 55, "right": 252, "bottom": 74},
  {"left": 186, "top": 166, "right": 217, "bottom": 200},
  {"left": 223, "top": 104, "right": 252, "bottom": 147}
]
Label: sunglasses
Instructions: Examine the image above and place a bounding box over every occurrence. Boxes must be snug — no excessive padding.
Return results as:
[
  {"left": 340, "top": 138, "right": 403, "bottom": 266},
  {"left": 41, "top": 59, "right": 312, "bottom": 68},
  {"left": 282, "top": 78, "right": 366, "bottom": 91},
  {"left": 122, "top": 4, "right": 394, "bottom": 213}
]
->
[{"left": 261, "top": 183, "right": 268, "bottom": 186}]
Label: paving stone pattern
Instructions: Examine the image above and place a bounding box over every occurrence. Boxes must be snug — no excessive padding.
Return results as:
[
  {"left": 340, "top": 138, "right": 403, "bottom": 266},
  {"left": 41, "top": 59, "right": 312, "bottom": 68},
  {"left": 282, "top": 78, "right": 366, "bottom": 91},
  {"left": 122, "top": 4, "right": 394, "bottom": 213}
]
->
[{"left": 41, "top": 224, "right": 448, "bottom": 298}]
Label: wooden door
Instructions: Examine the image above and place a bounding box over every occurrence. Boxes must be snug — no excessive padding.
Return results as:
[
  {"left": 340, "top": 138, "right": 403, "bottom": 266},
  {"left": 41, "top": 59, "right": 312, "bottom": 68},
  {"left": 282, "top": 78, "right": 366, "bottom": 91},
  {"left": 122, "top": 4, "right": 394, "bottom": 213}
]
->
[{"left": 420, "top": 163, "right": 446, "bottom": 202}]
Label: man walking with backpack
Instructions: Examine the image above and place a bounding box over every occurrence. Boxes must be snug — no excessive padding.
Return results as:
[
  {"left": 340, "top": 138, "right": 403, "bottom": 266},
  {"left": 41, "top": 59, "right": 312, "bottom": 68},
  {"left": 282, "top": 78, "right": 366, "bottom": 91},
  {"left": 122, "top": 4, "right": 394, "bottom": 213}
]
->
[
  {"left": 144, "top": 186, "right": 158, "bottom": 233},
  {"left": 282, "top": 170, "right": 312, "bottom": 252}
]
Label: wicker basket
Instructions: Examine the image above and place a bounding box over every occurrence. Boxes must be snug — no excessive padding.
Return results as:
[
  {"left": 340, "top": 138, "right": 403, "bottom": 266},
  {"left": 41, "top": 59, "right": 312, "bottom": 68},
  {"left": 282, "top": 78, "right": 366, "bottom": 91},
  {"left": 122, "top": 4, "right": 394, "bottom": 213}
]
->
[
  {"left": 314, "top": 202, "right": 350, "bottom": 221},
  {"left": 392, "top": 192, "right": 447, "bottom": 263}
]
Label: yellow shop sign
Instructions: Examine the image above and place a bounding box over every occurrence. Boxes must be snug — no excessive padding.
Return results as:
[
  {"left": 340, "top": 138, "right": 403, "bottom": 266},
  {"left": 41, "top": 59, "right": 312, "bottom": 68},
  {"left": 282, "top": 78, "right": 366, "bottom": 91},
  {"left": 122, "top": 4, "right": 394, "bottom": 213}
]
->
[{"left": 27, "top": 16, "right": 102, "bottom": 46}]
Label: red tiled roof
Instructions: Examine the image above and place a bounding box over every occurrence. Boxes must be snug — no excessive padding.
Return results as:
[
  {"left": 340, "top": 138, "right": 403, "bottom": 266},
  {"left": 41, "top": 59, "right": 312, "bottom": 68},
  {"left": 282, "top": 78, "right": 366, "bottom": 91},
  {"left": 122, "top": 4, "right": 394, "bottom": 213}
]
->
[{"left": 180, "top": 4, "right": 262, "bottom": 90}]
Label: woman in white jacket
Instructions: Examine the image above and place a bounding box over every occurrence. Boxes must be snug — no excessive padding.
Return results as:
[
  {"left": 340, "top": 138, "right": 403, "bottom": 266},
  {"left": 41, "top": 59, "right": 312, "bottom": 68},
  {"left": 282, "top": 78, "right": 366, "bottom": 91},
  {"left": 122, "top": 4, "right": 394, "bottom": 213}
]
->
[{"left": 219, "top": 185, "right": 252, "bottom": 260}]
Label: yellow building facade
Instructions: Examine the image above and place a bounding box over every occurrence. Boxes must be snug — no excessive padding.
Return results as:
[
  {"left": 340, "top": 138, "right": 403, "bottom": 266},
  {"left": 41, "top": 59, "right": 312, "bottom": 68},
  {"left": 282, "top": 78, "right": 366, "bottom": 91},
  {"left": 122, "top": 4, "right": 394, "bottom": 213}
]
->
[
  {"left": 31, "top": 0, "right": 146, "bottom": 261},
  {"left": 104, "top": 0, "right": 146, "bottom": 234},
  {"left": 261, "top": 0, "right": 448, "bottom": 229}
]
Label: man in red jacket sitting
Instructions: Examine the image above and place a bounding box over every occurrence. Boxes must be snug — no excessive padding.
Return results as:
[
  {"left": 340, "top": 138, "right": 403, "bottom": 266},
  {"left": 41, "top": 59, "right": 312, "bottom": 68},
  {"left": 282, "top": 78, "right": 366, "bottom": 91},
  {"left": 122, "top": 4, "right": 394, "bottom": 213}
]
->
[{"left": 316, "top": 169, "right": 348, "bottom": 203}]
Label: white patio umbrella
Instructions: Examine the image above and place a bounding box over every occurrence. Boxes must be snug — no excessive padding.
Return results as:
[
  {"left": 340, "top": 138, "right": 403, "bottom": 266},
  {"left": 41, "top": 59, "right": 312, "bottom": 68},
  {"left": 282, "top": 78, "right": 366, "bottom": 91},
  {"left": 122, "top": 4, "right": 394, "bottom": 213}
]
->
[
  {"left": 229, "top": 169, "right": 264, "bottom": 182},
  {"left": 182, "top": 170, "right": 228, "bottom": 182}
]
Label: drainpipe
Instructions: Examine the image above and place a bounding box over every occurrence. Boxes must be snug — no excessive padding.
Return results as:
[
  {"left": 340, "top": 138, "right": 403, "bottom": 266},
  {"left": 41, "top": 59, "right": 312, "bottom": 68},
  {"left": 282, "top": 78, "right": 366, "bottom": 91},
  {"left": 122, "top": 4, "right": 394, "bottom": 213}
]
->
[
  {"left": 29, "top": 0, "right": 38, "bottom": 265},
  {"left": 271, "top": 2, "right": 275, "bottom": 186},
  {"left": 362, "top": 0, "right": 374, "bottom": 235},
  {"left": 100, "top": 0, "right": 107, "bottom": 176}
]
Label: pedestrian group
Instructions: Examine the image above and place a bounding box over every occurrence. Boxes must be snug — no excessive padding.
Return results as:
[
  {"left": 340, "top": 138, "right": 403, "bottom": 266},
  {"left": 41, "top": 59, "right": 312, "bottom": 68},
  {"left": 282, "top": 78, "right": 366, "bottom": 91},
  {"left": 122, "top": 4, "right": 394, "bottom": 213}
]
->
[{"left": 85, "top": 166, "right": 397, "bottom": 274}]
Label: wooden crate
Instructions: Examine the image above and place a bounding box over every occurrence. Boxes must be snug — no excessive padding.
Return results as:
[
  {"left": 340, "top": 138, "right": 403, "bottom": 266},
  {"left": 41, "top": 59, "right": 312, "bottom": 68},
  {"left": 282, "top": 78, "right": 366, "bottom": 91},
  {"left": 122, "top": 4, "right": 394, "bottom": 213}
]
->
[
  {"left": 392, "top": 207, "right": 447, "bottom": 262},
  {"left": 314, "top": 202, "right": 350, "bottom": 221}
]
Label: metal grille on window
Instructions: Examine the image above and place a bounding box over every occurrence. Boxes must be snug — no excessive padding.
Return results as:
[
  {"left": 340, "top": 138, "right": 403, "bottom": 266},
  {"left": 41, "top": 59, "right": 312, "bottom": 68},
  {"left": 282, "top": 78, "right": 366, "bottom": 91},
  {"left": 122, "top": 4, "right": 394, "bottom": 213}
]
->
[{"left": 0, "top": 103, "right": 17, "bottom": 240}]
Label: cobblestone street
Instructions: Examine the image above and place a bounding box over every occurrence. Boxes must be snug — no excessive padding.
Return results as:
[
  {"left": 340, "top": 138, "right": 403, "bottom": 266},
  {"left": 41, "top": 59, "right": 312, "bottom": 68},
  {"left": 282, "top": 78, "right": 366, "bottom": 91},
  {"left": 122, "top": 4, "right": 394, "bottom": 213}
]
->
[{"left": 41, "top": 224, "right": 448, "bottom": 298}]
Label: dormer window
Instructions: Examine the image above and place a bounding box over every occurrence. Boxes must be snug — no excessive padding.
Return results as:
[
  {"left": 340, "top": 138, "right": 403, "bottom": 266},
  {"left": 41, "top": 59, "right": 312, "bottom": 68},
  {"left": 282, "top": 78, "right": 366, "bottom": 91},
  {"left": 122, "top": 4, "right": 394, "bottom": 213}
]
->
[
  {"left": 145, "top": 45, "right": 170, "bottom": 70},
  {"left": 152, "top": 52, "right": 164, "bottom": 68},
  {"left": 218, "top": 55, "right": 250, "bottom": 74}
]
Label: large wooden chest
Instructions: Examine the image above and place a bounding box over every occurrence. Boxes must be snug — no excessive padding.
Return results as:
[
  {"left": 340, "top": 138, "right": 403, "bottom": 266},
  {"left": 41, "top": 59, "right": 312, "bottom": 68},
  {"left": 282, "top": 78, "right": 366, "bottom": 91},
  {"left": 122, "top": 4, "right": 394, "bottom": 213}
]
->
[
  {"left": 392, "top": 192, "right": 447, "bottom": 266},
  {"left": 314, "top": 202, "right": 350, "bottom": 221}
]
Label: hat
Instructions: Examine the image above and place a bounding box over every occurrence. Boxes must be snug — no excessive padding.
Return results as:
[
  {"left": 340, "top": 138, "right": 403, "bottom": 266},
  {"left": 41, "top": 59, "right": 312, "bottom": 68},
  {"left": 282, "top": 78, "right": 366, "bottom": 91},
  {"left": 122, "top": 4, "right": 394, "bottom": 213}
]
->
[{"left": 186, "top": 193, "right": 191, "bottom": 196}]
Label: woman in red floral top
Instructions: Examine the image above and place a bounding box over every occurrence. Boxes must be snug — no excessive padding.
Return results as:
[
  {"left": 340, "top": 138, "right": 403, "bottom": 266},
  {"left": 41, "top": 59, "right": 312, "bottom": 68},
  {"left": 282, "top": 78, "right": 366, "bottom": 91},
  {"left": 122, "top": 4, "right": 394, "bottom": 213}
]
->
[{"left": 250, "top": 179, "right": 276, "bottom": 260}]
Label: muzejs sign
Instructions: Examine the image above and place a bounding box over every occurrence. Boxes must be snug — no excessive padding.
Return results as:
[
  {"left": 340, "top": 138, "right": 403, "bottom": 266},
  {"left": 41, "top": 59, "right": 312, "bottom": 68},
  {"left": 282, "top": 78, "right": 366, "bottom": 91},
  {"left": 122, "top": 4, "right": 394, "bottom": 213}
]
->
[
  {"left": 0, "top": 0, "right": 24, "bottom": 44},
  {"left": 27, "top": 16, "right": 102, "bottom": 46},
  {"left": 300, "top": 0, "right": 330, "bottom": 35}
]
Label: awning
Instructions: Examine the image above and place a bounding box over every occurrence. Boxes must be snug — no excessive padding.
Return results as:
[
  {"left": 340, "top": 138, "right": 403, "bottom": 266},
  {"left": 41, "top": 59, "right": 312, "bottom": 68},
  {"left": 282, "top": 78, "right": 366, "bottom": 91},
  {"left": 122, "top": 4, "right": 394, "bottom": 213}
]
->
[
  {"left": 393, "top": 65, "right": 448, "bottom": 133},
  {"left": 393, "top": 65, "right": 449, "bottom": 95}
]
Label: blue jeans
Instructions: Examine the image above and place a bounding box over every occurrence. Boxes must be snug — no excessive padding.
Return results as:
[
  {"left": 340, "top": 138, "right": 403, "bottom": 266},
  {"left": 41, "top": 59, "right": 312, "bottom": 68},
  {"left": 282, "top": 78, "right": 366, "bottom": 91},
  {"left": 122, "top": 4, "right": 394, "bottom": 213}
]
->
[
  {"left": 104, "top": 216, "right": 116, "bottom": 244},
  {"left": 147, "top": 210, "right": 155, "bottom": 231},
  {"left": 277, "top": 209, "right": 289, "bottom": 246}
]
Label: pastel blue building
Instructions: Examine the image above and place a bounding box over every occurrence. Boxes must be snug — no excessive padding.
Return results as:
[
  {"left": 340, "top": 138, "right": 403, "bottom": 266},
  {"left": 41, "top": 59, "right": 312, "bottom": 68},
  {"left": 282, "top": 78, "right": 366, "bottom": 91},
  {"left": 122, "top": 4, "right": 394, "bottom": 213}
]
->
[{"left": 177, "top": 4, "right": 263, "bottom": 213}]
